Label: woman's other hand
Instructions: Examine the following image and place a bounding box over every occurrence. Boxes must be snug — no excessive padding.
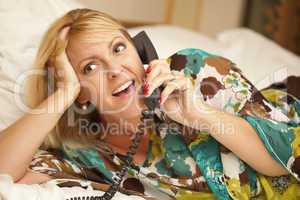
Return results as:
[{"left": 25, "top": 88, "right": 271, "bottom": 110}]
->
[
  {"left": 51, "top": 27, "right": 80, "bottom": 105},
  {"left": 143, "top": 59, "right": 212, "bottom": 127}
]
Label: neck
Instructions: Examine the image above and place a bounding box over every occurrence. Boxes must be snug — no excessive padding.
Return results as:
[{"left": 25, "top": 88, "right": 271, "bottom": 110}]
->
[{"left": 100, "top": 102, "right": 149, "bottom": 153}]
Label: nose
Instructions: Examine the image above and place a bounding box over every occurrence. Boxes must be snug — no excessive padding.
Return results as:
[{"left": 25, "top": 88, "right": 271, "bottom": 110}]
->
[
  {"left": 106, "top": 60, "right": 124, "bottom": 80},
  {"left": 107, "top": 70, "right": 119, "bottom": 79}
]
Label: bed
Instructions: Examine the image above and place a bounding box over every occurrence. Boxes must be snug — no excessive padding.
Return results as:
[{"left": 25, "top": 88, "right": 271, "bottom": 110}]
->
[{"left": 1, "top": 0, "right": 300, "bottom": 199}]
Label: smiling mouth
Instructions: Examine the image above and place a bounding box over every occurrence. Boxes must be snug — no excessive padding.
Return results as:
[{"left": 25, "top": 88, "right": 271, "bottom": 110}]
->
[{"left": 112, "top": 80, "right": 135, "bottom": 97}]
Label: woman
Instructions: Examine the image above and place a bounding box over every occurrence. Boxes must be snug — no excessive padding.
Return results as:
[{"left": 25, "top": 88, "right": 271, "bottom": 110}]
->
[{"left": 0, "top": 8, "right": 299, "bottom": 200}]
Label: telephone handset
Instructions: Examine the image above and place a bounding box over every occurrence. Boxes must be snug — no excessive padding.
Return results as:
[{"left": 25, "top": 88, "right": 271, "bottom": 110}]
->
[
  {"left": 69, "top": 31, "right": 162, "bottom": 200},
  {"left": 132, "top": 31, "right": 163, "bottom": 111}
]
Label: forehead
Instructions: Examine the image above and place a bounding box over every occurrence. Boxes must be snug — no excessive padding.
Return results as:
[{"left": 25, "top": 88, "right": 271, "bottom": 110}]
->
[
  {"left": 68, "top": 30, "right": 124, "bottom": 48},
  {"left": 66, "top": 31, "right": 128, "bottom": 59},
  {"left": 66, "top": 31, "right": 130, "bottom": 68}
]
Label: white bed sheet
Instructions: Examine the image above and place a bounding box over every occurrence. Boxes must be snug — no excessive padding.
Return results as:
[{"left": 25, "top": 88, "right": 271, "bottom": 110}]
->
[
  {"left": 217, "top": 28, "right": 300, "bottom": 89},
  {"left": 0, "top": 174, "right": 145, "bottom": 200}
]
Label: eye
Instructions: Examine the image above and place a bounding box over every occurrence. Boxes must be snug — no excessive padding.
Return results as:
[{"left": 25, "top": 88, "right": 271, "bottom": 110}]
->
[
  {"left": 113, "top": 42, "right": 126, "bottom": 53},
  {"left": 83, "top": 63, "right": 97, "bottom": 74}
]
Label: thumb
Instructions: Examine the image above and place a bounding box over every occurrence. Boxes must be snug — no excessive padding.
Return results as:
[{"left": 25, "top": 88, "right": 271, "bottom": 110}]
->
[{"left": 182, "top": 77, "right": 195, "bottom": 113}]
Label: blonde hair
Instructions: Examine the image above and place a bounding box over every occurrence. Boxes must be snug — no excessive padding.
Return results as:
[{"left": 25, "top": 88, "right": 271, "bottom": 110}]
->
[{"left": 24, "top": 8, "right": 132, "bottom": 150}]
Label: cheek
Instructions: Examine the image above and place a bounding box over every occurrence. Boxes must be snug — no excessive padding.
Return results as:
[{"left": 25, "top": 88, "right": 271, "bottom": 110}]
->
[
  {"left": 124, "top": 45, "right": 143, "bottom": 65},
  {"left": 78, "top": 76, "right": 103, "bottom": 104},
  {"left": 125, "top": 51, "right": 145, "bottom": 78},
  {"left": 95, "top": 79, "right": 114, "bottom": 106}
]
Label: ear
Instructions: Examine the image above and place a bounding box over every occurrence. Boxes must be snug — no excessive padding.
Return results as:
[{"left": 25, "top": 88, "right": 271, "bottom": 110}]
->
[{"left": 131, "top": 31, "right": 158, "bottom": 64}]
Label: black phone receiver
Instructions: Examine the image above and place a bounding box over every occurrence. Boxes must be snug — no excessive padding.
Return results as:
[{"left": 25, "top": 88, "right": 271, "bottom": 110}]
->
[
  {"left": 132, "top": 31, "right": 158, "bottom": 64},
  {"left": 132, "top": 31, "right": 162, "bottom": 111}
]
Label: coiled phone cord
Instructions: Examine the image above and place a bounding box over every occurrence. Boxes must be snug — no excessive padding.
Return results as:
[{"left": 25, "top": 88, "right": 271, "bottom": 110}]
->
[{"left": 66, "top": 109, "right": 154, "bottom": 200}]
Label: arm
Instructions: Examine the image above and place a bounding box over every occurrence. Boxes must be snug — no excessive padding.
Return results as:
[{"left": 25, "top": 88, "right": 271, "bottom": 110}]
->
[
  {"left": 16, "top": 170, "right": 53, "bottom": 184},
  {"left": 146, "top": 49, "right": 290, "bottom": 177},
  {"left": 186, "top": 108, "right": 289, "bottom": 177},
  {"left": 0, "top": 88, "right": 73, "bottom": 182},
  {"left": 0, "top": 26, "right": 80, "bottom": 182}
]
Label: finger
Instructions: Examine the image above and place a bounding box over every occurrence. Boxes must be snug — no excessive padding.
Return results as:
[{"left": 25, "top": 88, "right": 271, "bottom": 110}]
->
[
  {"left": 55, "top": 49, "right": 68, "bottom": 67},
  {"left": 170, "top": 70, "right": 183, "bottom": 76},
  {"left": 145, "top": 64, "right": 161, "bottom": 84},
  {"left": 54, "top": 51, "right": 74, "bottom": 83},
  {"left": 160, "top": 82, "right": 177, "bottom": 105},
  {"left": 145, "top": 60, "right": 171, "bottom": 92},
  {"left": 149, "top": 59, "right": 169, "bottom": 70},
  {"left": 53, "top": 26, "right": 71, "bottom": 66},
  {"left": 54, "top": 34, "right": 76, "bottom": 84},
  {"left": 151, "top": 59, "right": 170, "bottom": 73},
  {"left": 145, "top": 73, "right": 175, "bottom": 97},
  {"left": 59, "top": 26, "right": 70, "bottom": 40},
  {"left": 182, "top": 78, "right": 198, "bottom": 113},
  {"left": 160, "top": 78, "right": 187, "bottom": 105},
  {"left": 147, "top": 59, "right": 170, "bottom": 76}
]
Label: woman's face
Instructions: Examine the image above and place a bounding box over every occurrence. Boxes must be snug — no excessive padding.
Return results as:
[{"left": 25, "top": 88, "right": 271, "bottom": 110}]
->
[{"left": 66, "top": 31, "right": 145, "bottom": 123}]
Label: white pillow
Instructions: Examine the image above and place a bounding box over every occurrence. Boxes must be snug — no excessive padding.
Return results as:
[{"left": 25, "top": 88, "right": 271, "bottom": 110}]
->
[
  {"left": 0, "top": 71, "right": 24, "bottom": 130},
  {"left": 0, "top": 0, "right": 85, "bottom": 130},
  {"left": 128, "top": 25, "right": 226, "bottom": 59},
  {"left": 216, "top": 28, "right": 300, "bottom": 89},
  {"left": 0, "top": 0, "right": 84, "bottom": 82}
]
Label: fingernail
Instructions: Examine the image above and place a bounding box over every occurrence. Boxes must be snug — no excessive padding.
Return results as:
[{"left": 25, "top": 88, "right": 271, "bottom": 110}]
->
[
  {"left": 143, "top": 82, "right": 149, "bottom": 95},
  {"left": 145, "top": 65, "right": 152, "bottom": 73}
]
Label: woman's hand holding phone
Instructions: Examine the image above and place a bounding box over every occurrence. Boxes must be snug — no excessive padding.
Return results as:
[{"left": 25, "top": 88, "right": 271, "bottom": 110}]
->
[{"left": 143, "top": 59, "right": 209, "bottom": 126}]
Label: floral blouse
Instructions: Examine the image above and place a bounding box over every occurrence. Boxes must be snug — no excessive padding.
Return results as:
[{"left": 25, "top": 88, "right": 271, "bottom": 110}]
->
[{"left": 29, "top": 48, "right": 300, "bottom": 200}]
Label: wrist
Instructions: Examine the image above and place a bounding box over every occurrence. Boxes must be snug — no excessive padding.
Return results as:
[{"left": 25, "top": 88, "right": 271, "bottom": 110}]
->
[
  {"left": 38, "top": 88, "right": 76, "bottom": 114},
  {"left": 56, "top": 87, "right": 78, "bottom": 109},
  {"left": 184, "top": 106, "right": 221, "bottom": 132}
]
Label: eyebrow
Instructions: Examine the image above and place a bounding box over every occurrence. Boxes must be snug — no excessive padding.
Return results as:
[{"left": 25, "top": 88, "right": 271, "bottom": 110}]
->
[{"left": 77, "top": 35, "right": 123, "bottom": 69}]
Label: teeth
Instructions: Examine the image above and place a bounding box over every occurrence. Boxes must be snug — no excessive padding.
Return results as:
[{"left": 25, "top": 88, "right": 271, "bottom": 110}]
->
[{"left": 112, "top": 80, "right": 133, "bottom": 95}]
